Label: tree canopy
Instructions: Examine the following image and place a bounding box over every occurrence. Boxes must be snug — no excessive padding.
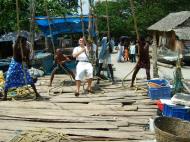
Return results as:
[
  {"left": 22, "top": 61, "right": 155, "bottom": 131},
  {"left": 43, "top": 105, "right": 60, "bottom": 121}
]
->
[
  {"left": 94, "top": 0, "right": 190, "bottom": 39},
  {"left": 1, "top": 0, "right": 190, "bottom": 39},
  {"left": 0, "top": 0, "right": 78, "bottom": 34}
]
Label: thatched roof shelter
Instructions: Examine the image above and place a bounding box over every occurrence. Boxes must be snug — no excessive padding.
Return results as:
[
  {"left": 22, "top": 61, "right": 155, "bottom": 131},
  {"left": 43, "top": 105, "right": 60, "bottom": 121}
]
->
[
  {"left": 148, "top": 11, "right": 190, "bottom": 77},
  {"left": 148, "top": 11, "right": 190, "bottom": 34},
  {"left": 173, "top": 27, "right": 190, "bottom": 40}
]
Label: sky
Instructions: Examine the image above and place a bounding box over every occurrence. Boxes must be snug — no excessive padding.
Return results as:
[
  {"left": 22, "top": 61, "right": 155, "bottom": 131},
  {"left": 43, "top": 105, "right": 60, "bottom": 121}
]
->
[
  {"left": 78, "top": 0, "right": 90, "bottom": 15},
  {"left": 77, "top": 0, "right": 103, "bottom": 15}
]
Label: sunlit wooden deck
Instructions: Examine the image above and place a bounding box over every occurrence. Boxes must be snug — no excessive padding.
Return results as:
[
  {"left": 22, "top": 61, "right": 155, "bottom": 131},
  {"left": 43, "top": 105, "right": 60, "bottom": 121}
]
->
[{"left": 0, "top": 75, "right": 156, "bottom": 142}]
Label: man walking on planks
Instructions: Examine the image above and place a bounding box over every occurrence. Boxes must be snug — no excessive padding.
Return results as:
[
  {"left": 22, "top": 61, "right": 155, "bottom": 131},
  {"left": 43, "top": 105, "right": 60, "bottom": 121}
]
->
[{"left": 130, "top": 37, "right": 151, "bottom": 87}]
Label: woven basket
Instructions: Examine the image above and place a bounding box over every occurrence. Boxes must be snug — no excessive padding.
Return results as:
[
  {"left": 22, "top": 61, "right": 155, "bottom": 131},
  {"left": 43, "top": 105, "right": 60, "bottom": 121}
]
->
[{"left": 154, "top": 116, "right": 190, "bottom": 142}]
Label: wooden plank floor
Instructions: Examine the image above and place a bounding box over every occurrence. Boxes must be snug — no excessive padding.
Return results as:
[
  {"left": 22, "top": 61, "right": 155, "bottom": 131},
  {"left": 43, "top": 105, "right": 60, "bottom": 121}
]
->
[{"left": 0, "top": 75, "right": 157, "bottom": 142}]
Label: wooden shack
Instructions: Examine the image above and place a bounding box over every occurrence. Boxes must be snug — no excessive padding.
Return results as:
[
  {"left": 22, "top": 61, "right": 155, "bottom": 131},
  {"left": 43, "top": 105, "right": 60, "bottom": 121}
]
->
[{"left": 148, "top": 11, "right": 190, "bottom": 77}]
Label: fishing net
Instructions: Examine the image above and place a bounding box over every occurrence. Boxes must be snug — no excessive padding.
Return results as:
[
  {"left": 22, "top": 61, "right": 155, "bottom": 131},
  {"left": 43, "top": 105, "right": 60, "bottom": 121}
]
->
[
  {"left": 173, "top": 54, "right": 185, "bottom": 94},
  {"left": 9, "top": 129, "right": 75, "bottom": 142}
]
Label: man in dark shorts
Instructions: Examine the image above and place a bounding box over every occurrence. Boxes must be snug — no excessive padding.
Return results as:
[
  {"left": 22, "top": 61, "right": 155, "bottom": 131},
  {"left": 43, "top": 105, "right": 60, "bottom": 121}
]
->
[
  {"left": 130, "top": 37, "right": 151, "bottom": 87},
  {"left": 49, "top": 48, "right": 75, "bottom": 86}
]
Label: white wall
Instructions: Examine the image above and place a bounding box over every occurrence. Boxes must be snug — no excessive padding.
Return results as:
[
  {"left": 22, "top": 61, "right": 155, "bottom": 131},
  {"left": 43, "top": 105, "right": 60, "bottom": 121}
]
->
[{"left": 77, "top": 0, "right": 117, "bottom": 15}]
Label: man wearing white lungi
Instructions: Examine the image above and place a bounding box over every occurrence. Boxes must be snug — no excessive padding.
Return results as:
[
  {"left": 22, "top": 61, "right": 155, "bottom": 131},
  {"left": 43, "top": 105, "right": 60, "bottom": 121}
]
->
[{"left": 72, "top": 37, "right": 93, "bottom": 97}]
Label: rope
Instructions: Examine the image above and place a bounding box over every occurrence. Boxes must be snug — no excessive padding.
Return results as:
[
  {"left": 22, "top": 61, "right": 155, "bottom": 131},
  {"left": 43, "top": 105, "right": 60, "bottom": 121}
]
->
[
  {"left": 9, "top": 128, "right": 76, "bottom": 142},
  {"left": 122, "top": 67, "right": 135, "bottom": 88}
]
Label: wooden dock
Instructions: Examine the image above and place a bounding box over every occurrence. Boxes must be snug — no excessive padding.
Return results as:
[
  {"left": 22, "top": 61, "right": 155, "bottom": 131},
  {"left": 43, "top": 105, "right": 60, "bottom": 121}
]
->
[{"left": 0, "top": 75, "right": 157, "bottom": 142}]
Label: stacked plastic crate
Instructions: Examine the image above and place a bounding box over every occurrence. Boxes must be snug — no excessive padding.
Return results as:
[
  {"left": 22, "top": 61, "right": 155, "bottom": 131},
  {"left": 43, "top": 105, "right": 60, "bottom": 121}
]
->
[{"left": 148, "top": 79, "right": 171, "bottom": 100}]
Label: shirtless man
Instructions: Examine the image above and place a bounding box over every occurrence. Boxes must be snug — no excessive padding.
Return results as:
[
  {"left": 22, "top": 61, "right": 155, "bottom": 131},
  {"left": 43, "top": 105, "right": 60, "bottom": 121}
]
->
[
  {"left": 49, "top": 48, "right": 75, "bottom": 86},
  {"left": 2, "top": 35, "right": 41, "bottom": 100},
  {"left": 130, "top": 37, "right": 151, "bottom": 87}
]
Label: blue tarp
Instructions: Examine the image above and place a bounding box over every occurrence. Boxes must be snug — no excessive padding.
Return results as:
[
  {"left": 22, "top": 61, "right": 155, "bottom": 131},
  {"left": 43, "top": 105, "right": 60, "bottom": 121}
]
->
[{"left": 35, "top": 16, "right": 96, "bottom": 37}]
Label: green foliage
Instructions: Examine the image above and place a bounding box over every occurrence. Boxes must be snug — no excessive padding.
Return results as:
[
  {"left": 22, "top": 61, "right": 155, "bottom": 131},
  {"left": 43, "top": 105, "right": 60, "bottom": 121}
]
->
[
  {"left": 94, "top": 0, "right": 190, "bottom": 39},
  {"left": 0, "top": 0, "right": 78, "bottom": 34}
]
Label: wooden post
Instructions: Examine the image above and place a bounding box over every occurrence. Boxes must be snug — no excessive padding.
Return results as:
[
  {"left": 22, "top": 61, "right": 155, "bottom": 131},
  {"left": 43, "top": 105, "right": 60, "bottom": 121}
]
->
[{"left": 152, "top": 32, "right": 159, "bottom": 78}]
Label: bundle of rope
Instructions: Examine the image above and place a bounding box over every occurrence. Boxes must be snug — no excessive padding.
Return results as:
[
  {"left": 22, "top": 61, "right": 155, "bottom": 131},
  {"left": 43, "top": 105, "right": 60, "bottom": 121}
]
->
[
  {"left": 7, "top": 86, "right": 35, "bottom": 100},
  {"left": 9, "top": 128, "right": 75, "bottom": 142}
]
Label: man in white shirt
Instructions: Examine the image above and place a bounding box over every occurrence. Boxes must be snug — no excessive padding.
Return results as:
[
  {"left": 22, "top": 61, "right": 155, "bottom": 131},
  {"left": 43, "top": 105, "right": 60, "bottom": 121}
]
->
[{"left": 72, "top": 37, "right": 93, "bottom": 97}]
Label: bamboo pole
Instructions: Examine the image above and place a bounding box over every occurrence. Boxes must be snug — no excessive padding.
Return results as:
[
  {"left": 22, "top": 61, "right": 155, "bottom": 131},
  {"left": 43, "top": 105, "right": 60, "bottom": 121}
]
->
[
  {"left": 129, "top": 0, "right": 139, "bottom": 40},
  {"left": 88, "top": 0, "right": 92, "bottom": 40},
  {"left": 92, "top": 1, "right": 99, "bottom": 60},
  {"left": 30, "top": 0, "right": 35, "bottom": 52},
  {"left": 16, "top": 0, "right": 28, "bottom": 85},
  {"left": 45, "top": 0, "right": 55, "bottom": 54},
  {"left": 80, "top": 0, "right": 85, "bottom": 38},
  {"left": 16, "top": 0, "right": 20, "bottom": 33}
]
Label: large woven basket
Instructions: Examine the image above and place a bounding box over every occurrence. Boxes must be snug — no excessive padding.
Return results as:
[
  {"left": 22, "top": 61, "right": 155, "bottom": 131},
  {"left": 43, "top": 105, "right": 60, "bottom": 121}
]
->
[{"left": 154, "top": 116, "right": 190, "bottom": 142}]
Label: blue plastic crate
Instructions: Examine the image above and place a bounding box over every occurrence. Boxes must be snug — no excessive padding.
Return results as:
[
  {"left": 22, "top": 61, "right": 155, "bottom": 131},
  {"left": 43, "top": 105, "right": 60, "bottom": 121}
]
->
[
  {"left": 148, "top": 79, "right": 171, "bottom": 100},
  {"left": 148, "top": 79, "right": 169, "bottom": 86},
  {"left": 163, "top": 104, "right": 190, "bottom": 121},
  {"left": 148, "top": 87, "right": 171, "bottom": 100}
]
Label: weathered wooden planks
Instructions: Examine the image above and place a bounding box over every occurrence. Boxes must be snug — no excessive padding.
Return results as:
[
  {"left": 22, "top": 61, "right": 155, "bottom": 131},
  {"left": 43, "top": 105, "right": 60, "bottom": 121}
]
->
[{"left": 0, "top": 75, "right": 156, "bottom": 142}]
